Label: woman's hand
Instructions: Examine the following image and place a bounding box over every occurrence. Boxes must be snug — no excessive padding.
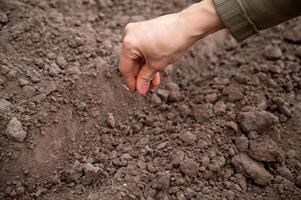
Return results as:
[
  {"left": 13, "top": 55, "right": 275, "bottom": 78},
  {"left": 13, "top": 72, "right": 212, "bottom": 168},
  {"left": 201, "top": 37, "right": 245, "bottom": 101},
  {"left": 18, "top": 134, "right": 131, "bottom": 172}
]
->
[{"left": 119, "top": 0, "right": 224, "bottom": 95}]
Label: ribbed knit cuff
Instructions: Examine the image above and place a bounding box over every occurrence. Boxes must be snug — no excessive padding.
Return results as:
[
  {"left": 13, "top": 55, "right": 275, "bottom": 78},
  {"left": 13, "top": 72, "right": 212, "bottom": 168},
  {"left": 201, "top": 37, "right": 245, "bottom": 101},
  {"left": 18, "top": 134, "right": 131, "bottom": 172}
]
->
[{"left": 213, "top": 0, "right": 258, "bottom": 41}]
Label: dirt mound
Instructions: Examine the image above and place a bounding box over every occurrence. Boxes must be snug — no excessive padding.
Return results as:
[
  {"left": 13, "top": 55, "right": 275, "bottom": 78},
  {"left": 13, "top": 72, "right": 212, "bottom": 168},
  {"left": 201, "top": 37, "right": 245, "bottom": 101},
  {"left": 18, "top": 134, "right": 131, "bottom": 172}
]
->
[{"left": 0, "top": 0, "right": 301, "bottom": 200}]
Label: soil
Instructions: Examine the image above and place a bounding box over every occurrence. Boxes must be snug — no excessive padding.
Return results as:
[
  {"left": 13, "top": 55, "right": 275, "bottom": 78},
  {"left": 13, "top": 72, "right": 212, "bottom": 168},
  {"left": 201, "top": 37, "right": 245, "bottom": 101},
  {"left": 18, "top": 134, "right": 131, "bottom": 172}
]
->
[{"left": 0, "top": 0, "right": 301, "bottom": 200}]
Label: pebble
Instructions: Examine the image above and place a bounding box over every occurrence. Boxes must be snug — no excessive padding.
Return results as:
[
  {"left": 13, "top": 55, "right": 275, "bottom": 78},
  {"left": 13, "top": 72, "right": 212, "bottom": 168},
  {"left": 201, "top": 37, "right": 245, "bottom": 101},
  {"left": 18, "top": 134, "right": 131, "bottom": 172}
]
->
[
  {"left": 0, "top": 65, "right": 9, "bottom": 75},
  {"left": 201, "top": 156, "right": 210, "bottom": 168},
  {"left": 248, "top": 136, "right": 284, "bottom": 162},
  {"left": 263, "top": 45, "right": 282, "bottom": 60},
  {"left": 151, "top": 94, "right": 162, "bottom": 105},
  {"left": 157, "top": 89, "right": 169, "bottom": 101},
  {"left": 214, "top": 101, "right": 226, "bottom": 116},
  {"left": 46, "top": 52, "right": 57, "bottom": 60},
  {"left": 295, "top": 46, "right": 301, "bottom": 58},
  {"left": 106, "top": 113, "right": 116, "bottom": 128},
  {"left": 171, "top": 151, "right": 185, "bottom": 166},
  {"left": 39, "top": 80, "right": 57, "bottom": 96},
  {"left": 284, "top": 26, "right": 301, "bottom": 43},
  {"left": 235, "top": 135, "right": 249, "bottom": 152},
  {"left": 193, "top": 103, "right": 213, "bottom": 122},
  {"left": 231, "top": 153, "right": 273, "bottom": 186},
  {"left": 156, "top": 171, "right": 170, "bottom": 190},
  {"left": 60, "top": 161, "right": 83, "bottom": 183},
  {"left": 0, "top": 11, "right": 8, "bottom": 24},
  {"left": 222, "top": 86, "right": 244, "bottom": 102},
  {"left": 208, "top": 156, "right": 226, "bottom": 172},
  {"left": 0, "top": 98, "right": 11, "bottom": 112},
  {"left": 56, "top": 56, "right": 68, "bottom": 69},
  {"left": 205, "top": 93, "right": 218, "bottom": 103},
  {"left": 238, "top": 108, "right": 279, "bottom": 132},
  {"left": 6, "top": 117, "right": 27, "bottom": 142},
  {"left": 295, "top": 175, "right": 301, "bottom": 188},
  {"left": 178, "top": 131, "right": 197, "bottom": 145},
  {"left": 180, "top": 157, "right": 199, "bottom": 178},
  {"left": 276, "top": 164, "right": 294, "bottom": 181}
]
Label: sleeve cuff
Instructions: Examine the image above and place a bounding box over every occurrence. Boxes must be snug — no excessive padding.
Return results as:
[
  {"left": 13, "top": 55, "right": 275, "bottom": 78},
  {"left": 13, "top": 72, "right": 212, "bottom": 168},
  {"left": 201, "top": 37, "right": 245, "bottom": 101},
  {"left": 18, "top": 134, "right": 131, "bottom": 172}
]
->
[{"left": 213, "top": 0, "right": 259, "bottom": 41}]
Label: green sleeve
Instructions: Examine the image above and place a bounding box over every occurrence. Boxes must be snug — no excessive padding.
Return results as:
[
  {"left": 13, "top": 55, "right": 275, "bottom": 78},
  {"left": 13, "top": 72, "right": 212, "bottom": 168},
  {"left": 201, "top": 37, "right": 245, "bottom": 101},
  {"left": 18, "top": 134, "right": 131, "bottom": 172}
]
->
[{"left": 213, "top": 0, "right": 301, "bottom": 41}]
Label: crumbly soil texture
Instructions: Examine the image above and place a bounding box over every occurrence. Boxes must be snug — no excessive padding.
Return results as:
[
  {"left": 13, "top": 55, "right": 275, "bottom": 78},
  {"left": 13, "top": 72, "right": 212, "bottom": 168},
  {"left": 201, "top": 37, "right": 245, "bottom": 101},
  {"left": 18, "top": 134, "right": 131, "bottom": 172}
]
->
[{"left": 0, "top": 0, "right": 301, "bottom": 200}]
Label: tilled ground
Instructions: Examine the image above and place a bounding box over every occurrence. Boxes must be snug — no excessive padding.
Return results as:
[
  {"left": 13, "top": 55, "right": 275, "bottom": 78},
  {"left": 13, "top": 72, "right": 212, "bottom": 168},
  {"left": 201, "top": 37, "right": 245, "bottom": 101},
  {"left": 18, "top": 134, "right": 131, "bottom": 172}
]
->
[{"left": 0, "top": 0, "right": 301, "bottom": 200}]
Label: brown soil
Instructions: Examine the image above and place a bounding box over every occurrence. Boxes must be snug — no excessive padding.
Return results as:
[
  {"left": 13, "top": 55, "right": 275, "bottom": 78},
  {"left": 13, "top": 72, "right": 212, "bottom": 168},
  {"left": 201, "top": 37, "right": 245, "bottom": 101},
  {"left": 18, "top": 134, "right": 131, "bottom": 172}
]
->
[{"left": 0, "top": 0, "right": 301, "bottom": 200}]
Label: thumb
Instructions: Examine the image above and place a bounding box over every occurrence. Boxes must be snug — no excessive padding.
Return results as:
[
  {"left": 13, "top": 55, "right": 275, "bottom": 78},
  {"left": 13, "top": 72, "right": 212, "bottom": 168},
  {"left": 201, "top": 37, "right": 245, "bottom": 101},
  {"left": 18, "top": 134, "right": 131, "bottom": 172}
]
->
[{"left": 136, "top": 64, "right": 157, "bottom": 96}]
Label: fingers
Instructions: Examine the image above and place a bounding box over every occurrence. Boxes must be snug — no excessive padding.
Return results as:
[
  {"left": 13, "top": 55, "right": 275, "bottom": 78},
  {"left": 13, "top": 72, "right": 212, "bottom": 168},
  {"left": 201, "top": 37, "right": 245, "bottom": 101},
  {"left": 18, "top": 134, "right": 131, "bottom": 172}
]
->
[
  {"left": 136, "top": 64, "right": 157, "bottom": 95},
  {"left": 150, "top": 72, "right": 160, "bottom": 90},
  {"left": 119, "top": 48, "right": 138, "bottom": 92}
]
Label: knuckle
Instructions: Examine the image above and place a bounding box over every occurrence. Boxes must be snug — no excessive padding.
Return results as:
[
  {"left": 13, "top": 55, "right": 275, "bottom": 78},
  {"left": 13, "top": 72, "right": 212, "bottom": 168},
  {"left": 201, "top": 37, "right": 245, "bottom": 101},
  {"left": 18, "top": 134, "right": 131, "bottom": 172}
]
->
[
  {"left": 123, "top": 35, "right": 137, "bottom": 48},
  {"left": 125, "top": 23, "right": 134, "bottom": 31}
]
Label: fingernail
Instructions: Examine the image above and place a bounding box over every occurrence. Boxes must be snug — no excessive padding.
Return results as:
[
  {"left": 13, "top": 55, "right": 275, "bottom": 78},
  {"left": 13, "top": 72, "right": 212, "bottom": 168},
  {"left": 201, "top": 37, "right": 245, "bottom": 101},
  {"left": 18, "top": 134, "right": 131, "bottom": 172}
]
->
[{"left": 138, "top": 85, "right": 149, "bottom": 96}]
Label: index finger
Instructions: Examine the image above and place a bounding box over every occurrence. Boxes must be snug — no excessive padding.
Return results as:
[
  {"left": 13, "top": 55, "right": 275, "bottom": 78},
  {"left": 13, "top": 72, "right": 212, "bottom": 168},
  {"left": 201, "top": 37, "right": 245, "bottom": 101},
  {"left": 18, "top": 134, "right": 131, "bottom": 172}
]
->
[{"left": 119, "top": 47, "right": 139, "bottom": 92}]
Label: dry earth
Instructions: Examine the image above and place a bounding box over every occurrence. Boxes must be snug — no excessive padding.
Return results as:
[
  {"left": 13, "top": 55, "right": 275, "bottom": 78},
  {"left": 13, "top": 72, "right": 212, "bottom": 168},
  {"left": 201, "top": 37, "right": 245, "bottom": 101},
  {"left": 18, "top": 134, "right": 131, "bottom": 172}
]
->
[{"left": 0, "top": 0, "right": 301, "bottom": 200}]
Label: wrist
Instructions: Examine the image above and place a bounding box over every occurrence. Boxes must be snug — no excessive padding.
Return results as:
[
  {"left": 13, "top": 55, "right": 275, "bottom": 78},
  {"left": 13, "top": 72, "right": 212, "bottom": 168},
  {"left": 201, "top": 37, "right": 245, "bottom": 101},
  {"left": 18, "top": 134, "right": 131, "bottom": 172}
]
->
[{"left": 179, "top": 0, "right": 224, "bottom": 40}]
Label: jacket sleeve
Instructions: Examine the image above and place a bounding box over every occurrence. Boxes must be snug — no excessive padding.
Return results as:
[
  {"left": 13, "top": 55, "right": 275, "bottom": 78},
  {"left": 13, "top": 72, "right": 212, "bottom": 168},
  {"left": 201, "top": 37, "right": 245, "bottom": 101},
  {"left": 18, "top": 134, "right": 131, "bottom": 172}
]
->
[{"left": 213, "top": 0, "right": 301, "bottom": 41}]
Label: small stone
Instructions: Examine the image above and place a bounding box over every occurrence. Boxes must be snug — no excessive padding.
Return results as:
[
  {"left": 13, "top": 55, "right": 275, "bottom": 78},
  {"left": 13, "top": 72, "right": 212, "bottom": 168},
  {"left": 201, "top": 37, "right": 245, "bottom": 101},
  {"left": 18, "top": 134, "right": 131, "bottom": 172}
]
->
[
  {"left": 268, "top": 64, "right": 282, "bottom": 74},
  {"left": 205, "top": 93, "right": 217, "bottom": 103},
  {"left": 15, "top": 186, "right": 25, "bottom": 195},
  {"left": 225, "top": 190, "right": 235, "bottom": 200},
  {"left": 82, "top": 163, "right": 101, "bottom": 175},
  {"left": 295, "top": 175, "right": 301, "bottom": 188},
  {"left": 106, "top": 113, "right": 115, "bottom": 128},
  {"left": 22, "top": 86, "right": 36, "bottom": 97},
  {"left": 208, "top": 156, "right": 226, "bottom": 172},
  {"left": 238, "top": 108, "right": 279, "bottom": 132},
  {"left": 201, "top": 156, "right": 210, "bottom": 168},
  {"left": 18, "top": 78, "right": 29, "bottom": 87},
  {"left": 157, "top": 141, "right": 167, "bottom": 150},
  {"left": 151, "top": 94, "right": 162, "bottom": 105},
  {"left": 0, "top": 99, "right": 11, "bottom": 112},
  {"left": 226, "top": 121, "right": 239, "bottom": 133},
  {"left": 171, "top": 151, "right": 185, "bottom": 166},
  {"left": 214, "top": 101, "right": 226, "bottom": 115},
  {"left": 46, "top": 52, "right": 57, "bottom": 60},
  {"left": 276, "top": 164, "right": 294, "bottom": 181},
  {"left": 166, "top": 82, "right": 180, "bottom": 91},
  {"left": 180, "top": 157, "right": 199, "bottom": 177},
  {"left": 263, "top": 45, "right": 282, "bottom": 60},
  {"left": 248, "top": 136, "right": 284, "bottom": 162},
  {"left": 178, "top": 104, "right": 191, "bottom": 118},
  {"left": 284, "top": 26, "right": 301, "bottom": 43},
  {"left": 0, "top": 11, "right": 8, "bottom": 24},
  {"left": 248, "top": 131, "right": 258, "bottom": 139},
  {"left": 6, "top": 117, "right": 27, "bottom": 142},
  {"left": 193, "top": 103, "right": 213, "bottom": 122},
  {"left": 157, "top": 89, "right": 169, "bottom": 101},
  {"left": 295, "top": 46, "right": 301, "bottom": 58},
  {"left": 231, "top": 153, "right": 273, "bottom": 186},
  {"left": 178, "top": 131, "right": 197, "bottom": 145},
  {"left": 222, "top": 86, "right": 244, "bottom": 102},
  {"left": 201, "top": 187, "right": 210, "bottom": 194},
  {"left": 39, "top": 80, "right": 57, "bottom": 96},
  {"left": 60, "top": 161, "right": 83, "bottom": 183},
  {"left": 0, "top": 65, "right": 9, "bottom": 75},
  {"left": 235, "top": 173, "right": 247, "bottom": 191},
  {"left": 156, "top": 171, "right": 170, "bottom": 190},
  {"left": 56, "top": 56, "right": 68, "bottom": 69},
  {"left": 235, "top": 135, "right": 249, "bottom": 152},
  {"left": 7, "top": 70, "right": 17, "bottom": 80}
]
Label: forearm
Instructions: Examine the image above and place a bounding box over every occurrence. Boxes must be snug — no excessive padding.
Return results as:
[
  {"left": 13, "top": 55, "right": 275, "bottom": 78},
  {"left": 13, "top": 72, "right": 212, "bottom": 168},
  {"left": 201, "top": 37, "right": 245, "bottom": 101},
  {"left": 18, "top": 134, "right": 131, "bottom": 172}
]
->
[
  {"left": 179, "top": 0, "right": 224, "bottom": 40},
  {"left": 214, "top": 0, "right": 301, "bottom": 41}
]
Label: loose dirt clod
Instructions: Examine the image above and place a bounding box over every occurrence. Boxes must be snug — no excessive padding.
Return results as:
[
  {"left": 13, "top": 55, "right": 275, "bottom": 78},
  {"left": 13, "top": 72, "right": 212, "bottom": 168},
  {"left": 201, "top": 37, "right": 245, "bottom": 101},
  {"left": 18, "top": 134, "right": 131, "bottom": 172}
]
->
[
  {"left": 6, "top": 117, "right": 27, "bottom": 142},
  {"left": 238, "top": 108, "right": 279, "bottom": 132},
  {"left": 248, "top": 136, "right": 284, "bottom": 162},
  {"left": 231, "top": 153, "right": 273, "bottom": 186}
]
